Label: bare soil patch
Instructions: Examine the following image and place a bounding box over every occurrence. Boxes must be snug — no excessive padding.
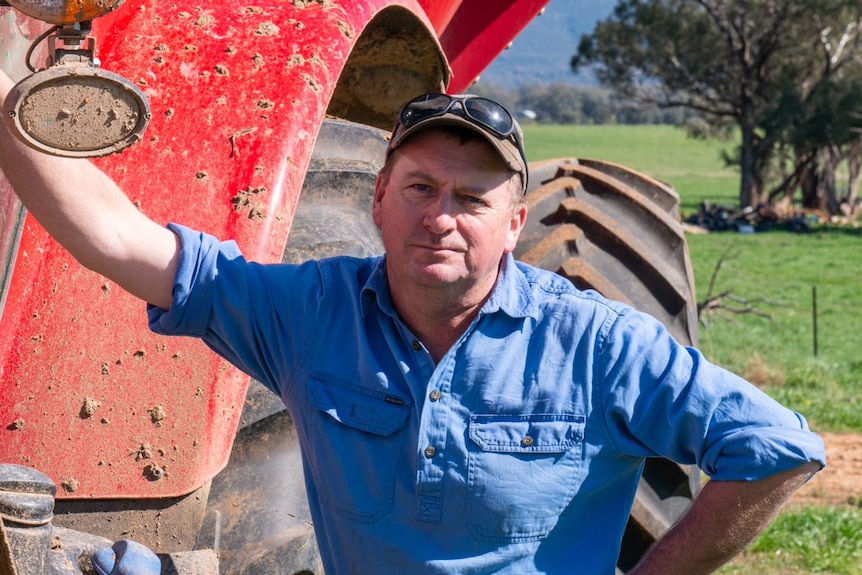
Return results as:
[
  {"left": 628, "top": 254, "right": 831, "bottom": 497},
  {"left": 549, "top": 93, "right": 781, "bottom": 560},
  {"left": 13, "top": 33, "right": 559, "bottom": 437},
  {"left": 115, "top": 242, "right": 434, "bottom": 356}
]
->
[{"left": 792, "top": 432, "right": 862, "bottom": 507}]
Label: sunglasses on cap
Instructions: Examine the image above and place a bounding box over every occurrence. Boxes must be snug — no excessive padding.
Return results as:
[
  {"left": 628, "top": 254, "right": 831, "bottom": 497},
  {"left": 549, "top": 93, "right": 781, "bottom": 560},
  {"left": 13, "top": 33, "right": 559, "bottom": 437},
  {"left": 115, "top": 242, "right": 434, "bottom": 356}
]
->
[{"left": 394, "top": 93, "right": 528, "bottom": 191}]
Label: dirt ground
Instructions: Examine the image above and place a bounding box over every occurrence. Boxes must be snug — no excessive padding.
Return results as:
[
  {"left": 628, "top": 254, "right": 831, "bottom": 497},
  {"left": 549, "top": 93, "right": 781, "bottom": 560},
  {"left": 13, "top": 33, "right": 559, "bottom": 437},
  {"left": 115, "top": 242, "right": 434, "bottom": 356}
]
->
[{"left": 791, "top": 432, "right": 862, "bottom": 506}]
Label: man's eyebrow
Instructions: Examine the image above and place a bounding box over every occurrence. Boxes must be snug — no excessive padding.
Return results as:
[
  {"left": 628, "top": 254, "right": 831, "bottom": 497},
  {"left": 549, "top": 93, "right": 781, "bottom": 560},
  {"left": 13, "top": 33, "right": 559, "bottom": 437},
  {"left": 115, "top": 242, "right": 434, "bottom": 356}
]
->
[{"left": 400, "top": 169, "right": 495, "bottom": 195}]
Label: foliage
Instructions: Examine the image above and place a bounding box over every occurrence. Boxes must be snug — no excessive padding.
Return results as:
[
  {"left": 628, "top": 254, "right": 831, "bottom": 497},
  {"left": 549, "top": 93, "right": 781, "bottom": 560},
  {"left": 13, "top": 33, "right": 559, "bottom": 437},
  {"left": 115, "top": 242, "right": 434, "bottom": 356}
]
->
[
  {"left": 573, "top": 0, "right": 862, "bottom": 214},
  {"left": 471, "top": 82, "right": 692, "bottom": 125}
]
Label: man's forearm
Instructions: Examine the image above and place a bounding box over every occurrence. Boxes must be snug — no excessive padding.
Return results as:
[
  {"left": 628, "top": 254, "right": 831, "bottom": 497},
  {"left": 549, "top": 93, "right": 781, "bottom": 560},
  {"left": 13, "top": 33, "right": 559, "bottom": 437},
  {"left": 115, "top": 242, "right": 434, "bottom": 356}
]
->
[{"left": 630, "top": 461, "right": 821, "bottom": 575}]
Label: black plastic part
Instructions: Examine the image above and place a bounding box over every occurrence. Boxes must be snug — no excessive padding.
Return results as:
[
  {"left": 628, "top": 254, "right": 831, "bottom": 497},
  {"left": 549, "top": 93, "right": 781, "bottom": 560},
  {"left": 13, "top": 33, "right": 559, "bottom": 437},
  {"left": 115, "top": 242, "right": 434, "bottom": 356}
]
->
[{"left": 0, "top": 464, "right": 54, "bottom": 575}]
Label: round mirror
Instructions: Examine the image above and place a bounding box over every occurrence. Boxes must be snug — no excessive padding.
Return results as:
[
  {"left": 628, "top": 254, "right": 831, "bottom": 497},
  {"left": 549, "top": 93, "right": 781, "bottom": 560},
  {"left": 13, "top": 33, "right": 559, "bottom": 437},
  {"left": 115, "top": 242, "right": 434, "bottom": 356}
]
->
[
  {"left": 4, "top": 65, "right": 150, "bottom": 157},
  {"left": 4, "top": 0, "right": 126, "bottom": 24}
]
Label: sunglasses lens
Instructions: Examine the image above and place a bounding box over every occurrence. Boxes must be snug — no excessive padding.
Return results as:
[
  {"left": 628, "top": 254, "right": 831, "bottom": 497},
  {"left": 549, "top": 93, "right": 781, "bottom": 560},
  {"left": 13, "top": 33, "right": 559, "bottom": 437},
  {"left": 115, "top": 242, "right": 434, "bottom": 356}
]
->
[
  {"left": 401, "top": 94, "right": 452, "bottom": 127},
  {"left": 464, "top": 98, "right": 514, "bottom": 136}
]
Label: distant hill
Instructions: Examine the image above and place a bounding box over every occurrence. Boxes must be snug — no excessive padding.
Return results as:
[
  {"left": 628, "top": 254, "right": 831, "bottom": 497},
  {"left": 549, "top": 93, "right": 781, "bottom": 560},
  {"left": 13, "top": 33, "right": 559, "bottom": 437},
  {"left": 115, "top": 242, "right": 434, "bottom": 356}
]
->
[{"left": 478, "top": 0, "right": 616, "bottom": 88}]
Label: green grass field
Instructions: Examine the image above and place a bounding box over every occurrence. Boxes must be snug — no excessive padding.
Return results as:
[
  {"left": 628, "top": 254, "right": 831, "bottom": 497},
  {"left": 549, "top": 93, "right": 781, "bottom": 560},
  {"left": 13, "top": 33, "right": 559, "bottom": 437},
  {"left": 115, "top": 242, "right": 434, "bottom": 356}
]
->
[
  {"left": 523, "top": 124, "right": 739, "bottom": 213},
  {"left": 523, "top": 123, "right": 862, "bottom": 575}
]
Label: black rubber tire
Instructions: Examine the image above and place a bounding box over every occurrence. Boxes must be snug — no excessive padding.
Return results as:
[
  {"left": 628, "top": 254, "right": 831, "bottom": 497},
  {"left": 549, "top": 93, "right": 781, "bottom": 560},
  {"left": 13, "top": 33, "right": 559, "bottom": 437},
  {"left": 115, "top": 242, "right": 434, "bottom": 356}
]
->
[
  {"left": 514, "top": 157, "right": 701, "bottom": 573},
  {"left": 515, "top": 157, "right": 699, "bottom": 347},
  {"left": 281, "top": 118, "right": 386, "bottom": 264}
]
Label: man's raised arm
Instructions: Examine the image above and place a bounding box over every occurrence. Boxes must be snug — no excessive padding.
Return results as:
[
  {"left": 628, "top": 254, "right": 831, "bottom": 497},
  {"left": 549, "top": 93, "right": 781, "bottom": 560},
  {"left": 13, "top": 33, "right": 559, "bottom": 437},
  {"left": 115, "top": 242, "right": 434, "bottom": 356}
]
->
[{"left": 0, "top": 69, "right": 179, "bottom": 310}]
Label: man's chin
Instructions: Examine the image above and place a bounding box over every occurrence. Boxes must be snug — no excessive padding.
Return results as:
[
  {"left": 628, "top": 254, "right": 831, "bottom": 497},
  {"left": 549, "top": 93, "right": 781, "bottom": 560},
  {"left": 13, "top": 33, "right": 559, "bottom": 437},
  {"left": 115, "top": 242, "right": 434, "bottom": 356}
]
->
[{"left": 407, "top": 263, "right": 467, "bottom": 287}]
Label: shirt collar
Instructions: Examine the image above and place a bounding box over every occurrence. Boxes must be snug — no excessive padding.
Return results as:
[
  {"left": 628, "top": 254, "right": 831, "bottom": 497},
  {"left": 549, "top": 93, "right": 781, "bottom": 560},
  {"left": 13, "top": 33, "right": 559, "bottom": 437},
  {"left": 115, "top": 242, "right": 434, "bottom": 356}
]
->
[{"left": 360, "top": 253, "right": 539, "bottom": 320}]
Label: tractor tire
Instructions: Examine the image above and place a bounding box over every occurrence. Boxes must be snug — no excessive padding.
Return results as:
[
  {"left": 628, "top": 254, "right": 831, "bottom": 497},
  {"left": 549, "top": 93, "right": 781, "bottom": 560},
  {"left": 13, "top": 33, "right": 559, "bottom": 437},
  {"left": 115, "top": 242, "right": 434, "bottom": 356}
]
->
[
  {"left": 515, "top": 157, "right": 698, "bottom": 347},
  {"left": 513, "top": 157, "right": 701, "bottom": 573}
]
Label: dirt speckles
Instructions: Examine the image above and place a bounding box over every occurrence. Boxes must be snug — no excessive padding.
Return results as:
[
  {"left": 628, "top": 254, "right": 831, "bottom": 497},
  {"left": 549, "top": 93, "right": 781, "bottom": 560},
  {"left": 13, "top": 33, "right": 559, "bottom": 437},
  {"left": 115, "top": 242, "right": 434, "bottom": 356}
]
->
[
  {"left": 196, "top": 171, "right": 209, "bottom": 182},
  {"left": 337, "top": 20, "right": 353, "bottom": 39},
  {"left": 225, "top": 45, "right": 237, "bottom": 56},
  {"left": 148, "top": 405, "right": 167, "bottom": 426},
  {"left": 184, "top": 44, "right": 198, "bottom": 52},
  {"left": 245, "top": 6, "right": 264, "bottom": 15},
  {"left": 79, "top": 397, "right": 102, "bottom": 419},
  {"left": 256, "top": 100, "right": 274, "bottom": 110},
  {"left": 144, "top": 463, "right": 165, "bottom": 481},
  {"left": 154, "top": 43, "right": 169, "bottom": 52},
  {"left": 255, "top": 22, "right": 280, "bottom": 36},
  {"left": 194, "top": 14, "right": 216, "bottom": 27},
  {"left": 229, "top": 127, "right": 258, "bottom": 158},
  {"left": 302, "top": 73, "right": 321, "bottom": 93},
  {"left": 286, "top": 54, "right": 305, "bottom": 68},
  {"left": 293, "top": 0, "right": 335, "bottom": 7},
  {"left": 231, "top": 186, "right": 267, "bottom": 219},
  {"left": 178, "top": 11, "right": 190, "bottom": 18},
  {"left": 61, "top": 478, "right": 79, "bottom": 493},
  {"left": 9, "top": 418, "right": 24, "bottom": 431},
  {"left": 165, "top": 108, "right": 175, "bottom": 118},
  {"left": 214, "top": 64, "right": 229, "bottom": 76},
  {"left": 252, "top": 53, "right": 265, "bottom": 69},
  {"left": 131, "top": 443, "right": 153, "bottom": 461}
]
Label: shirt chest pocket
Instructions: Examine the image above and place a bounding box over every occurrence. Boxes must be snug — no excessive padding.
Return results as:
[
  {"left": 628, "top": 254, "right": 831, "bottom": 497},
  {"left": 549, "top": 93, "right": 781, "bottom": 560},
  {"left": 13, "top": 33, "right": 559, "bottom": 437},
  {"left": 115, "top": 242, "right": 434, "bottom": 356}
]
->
[
  {"left": 306, "top": 375, "right": 410, "bottom": 522},
  {"left": 467, "top": 414, "right": 585, "bottom": 542}
]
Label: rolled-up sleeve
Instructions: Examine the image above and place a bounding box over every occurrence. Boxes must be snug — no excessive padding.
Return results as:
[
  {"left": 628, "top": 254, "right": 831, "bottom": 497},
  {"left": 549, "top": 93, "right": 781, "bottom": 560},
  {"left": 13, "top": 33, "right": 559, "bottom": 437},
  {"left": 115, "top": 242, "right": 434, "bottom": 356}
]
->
[
  {"left": 145, "top": 223, "right": 329, "bottom": 397},
  {"left": 147, "top": 223, "right": 240, "bottom": 337},
  {"left": 601, "top": 306, "right": 826, "bottom": 481}
]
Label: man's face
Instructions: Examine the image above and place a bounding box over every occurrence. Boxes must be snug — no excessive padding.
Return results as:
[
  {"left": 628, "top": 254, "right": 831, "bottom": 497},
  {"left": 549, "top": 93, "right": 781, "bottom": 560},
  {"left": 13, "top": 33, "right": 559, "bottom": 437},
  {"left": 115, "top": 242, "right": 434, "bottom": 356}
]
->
[{"left": 372, "top": 130, "right": 527, "bottom": 296}]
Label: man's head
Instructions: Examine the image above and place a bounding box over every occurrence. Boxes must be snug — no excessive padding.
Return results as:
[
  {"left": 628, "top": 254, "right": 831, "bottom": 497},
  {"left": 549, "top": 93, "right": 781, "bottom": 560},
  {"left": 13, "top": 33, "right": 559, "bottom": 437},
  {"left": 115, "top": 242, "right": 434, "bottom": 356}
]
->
[
  {"left": 372, "top": 94, "right": 529, "bottom": 303},
  {"left": 386, "top": 93, "right": 528, "bottom": 196}
]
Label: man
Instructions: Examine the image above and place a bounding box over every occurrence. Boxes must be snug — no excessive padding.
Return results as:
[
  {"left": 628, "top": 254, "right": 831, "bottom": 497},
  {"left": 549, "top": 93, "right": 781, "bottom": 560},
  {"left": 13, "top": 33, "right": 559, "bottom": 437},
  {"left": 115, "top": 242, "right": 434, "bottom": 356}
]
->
[{"left": 0, "top": 71, "right": 825, "bottom": 574}]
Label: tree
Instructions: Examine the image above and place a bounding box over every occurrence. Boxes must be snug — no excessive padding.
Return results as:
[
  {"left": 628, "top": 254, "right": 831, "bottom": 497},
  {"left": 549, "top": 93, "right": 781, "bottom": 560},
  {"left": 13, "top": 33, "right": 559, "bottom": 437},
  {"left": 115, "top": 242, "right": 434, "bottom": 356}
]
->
[{"left": 573, "top": 0, "right": 862, "bottom": 213}]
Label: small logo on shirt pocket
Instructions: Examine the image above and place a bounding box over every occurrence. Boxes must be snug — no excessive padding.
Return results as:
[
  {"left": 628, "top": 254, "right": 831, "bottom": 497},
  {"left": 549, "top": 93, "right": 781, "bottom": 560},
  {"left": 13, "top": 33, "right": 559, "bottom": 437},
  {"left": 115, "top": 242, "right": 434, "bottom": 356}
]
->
[
  {"left": 466, "top": 413, "right": 585, "bottom": 542},
  {"left": 306, "top": 375, "right": 411, "bottom": 522}
]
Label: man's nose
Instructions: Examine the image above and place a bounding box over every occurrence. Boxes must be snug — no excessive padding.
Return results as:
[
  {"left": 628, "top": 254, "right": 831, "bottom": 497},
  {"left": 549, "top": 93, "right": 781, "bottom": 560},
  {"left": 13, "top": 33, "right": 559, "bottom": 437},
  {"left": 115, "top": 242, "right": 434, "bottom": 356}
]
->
[{"left": 423, "top": 193, "right": 457, "bottom": 234}]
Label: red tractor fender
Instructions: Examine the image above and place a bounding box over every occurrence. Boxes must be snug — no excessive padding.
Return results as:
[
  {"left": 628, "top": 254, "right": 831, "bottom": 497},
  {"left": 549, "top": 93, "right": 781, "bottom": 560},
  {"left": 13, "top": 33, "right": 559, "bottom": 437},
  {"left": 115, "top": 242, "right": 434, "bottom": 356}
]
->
[{"left": 0, "top": 0, "right": 440, "bottom": 501}]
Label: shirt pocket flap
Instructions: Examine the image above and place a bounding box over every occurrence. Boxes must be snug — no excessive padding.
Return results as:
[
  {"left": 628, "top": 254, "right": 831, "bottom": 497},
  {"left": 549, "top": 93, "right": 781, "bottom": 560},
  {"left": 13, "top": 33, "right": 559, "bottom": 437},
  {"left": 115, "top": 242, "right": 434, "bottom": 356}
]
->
[
  {"left": 469, "top": 414, "right": 585, "bottom": 454},
  {"left": 308, "top": 375, "right": 410, "bottom": 437}
]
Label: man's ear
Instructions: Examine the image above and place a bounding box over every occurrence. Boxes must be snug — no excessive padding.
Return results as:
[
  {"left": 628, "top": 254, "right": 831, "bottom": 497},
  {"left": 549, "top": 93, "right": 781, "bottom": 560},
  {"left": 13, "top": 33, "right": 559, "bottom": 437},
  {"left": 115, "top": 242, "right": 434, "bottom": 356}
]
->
[
  {"left": 504, "top": 202, "right": 528, "bottom": 254},
  {"left": 372, "top": 171, "right": 386, "bottom": 227}
]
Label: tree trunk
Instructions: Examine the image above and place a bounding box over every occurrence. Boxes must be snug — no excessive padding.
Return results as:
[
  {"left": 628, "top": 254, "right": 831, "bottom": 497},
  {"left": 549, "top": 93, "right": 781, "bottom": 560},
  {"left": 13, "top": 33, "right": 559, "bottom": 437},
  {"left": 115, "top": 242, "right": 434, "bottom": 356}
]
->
[
  {"left": 739, "top": 122, "right": 757, "bottom": 208},
  {"left": 845, "top": 140, "right": 861, "bottom": 216},
  {"left": 814, "top": 145, "right": 842, "bottom": 215}
]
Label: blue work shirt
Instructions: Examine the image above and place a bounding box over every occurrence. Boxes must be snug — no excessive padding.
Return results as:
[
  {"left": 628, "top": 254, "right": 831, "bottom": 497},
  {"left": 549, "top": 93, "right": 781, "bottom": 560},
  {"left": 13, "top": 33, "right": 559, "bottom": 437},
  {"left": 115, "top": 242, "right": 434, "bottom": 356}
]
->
[{"left": 149, "top": 223, "right": 826, "bottom": 575}]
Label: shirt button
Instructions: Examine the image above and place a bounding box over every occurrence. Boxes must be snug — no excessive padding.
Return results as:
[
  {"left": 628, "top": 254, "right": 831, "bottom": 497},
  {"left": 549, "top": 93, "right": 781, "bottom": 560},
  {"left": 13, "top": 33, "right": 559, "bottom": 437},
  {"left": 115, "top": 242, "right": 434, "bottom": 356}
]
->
[
  {"left": 424, "top": 446, "right": 436, "bottom": 458},
  {"left": 521, "top": 436, "right": 534, "bottom": 447},
  {"left": 429, "top": 390, "right": 441, "bottom": 401},
  {"left": 412, "top": 340, "right": 421, "bottom": 351}
]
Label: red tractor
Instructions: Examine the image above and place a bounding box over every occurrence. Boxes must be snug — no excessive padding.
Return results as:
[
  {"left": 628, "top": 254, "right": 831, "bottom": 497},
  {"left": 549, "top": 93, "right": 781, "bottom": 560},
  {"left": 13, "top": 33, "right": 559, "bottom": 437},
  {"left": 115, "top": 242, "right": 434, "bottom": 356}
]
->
[{"left": 0, "top": 1, "right": 699, "bottom": 572}]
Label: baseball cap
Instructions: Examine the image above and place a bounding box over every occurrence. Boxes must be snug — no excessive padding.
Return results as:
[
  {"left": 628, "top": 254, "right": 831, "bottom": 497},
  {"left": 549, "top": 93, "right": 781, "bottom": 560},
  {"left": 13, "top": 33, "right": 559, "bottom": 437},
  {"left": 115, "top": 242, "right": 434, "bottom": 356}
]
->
[{"left": 387, "top": 93, "right": 529, "bottom": 193}]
